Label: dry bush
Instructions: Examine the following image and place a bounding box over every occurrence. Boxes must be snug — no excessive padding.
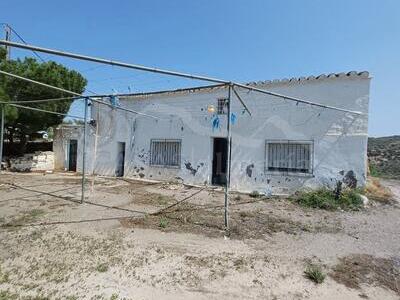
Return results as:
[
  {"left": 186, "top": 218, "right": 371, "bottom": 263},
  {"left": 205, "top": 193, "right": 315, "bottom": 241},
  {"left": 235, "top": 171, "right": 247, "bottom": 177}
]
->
[{"left": 365, "top": 177, "right": 394, "bottom": 203}]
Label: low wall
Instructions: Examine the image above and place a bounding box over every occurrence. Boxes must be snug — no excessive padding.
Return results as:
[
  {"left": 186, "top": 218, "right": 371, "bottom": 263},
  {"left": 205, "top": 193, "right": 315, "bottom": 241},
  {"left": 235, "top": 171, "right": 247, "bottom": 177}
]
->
[
  {"left": 9, "top": 151, "right": 54, "bottom": 172},
  {"left": 3, "top": 142, "right": 53, "bottom": 156}
]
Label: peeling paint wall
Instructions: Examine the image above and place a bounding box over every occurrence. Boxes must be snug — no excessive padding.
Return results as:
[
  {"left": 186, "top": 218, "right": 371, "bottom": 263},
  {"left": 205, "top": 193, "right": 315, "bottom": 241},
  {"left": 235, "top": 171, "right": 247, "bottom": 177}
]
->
[{"left": 57, "top": 75, "right": 370, "bottom": 194}]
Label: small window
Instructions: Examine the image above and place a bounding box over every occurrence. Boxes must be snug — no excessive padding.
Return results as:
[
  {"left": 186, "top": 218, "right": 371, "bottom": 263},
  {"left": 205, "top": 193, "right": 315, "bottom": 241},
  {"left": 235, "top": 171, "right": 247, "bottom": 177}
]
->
[
  {"left": 217, "top": 98, "right": 228, "bottom": 115},
  {"left": 266, "top": 141, "right": 313, "bottom": 174},
  {"left": 150, "top": 139, "right": 181, "bottom": 168}
]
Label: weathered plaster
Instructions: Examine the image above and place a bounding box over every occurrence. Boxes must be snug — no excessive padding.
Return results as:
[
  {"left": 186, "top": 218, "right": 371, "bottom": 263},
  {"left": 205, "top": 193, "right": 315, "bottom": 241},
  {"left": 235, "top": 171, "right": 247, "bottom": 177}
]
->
[{"left": 54, "top": 74, "right": 370, "bottom": 194}]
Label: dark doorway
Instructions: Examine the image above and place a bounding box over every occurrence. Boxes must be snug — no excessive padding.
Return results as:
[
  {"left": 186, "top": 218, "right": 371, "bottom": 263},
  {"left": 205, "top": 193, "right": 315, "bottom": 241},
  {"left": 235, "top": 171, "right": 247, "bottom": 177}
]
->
[
  {"left": 212, "top": 138, "right": 228, "bottom": 185},
  {"left": 116, "top": 142, "right": 126, "bottom": 177},
  {"left": 68, "top": 139, "right": 78, "bottom": 172}
]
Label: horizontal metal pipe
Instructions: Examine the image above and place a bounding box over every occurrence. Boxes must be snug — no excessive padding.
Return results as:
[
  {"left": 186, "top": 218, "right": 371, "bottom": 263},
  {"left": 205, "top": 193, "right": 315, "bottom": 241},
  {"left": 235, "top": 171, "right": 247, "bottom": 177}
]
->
[
  {"left": 0, "top": 40, "right": 229, "bottom": 85},
  {"left": 1, "top": 102, "right": 85, "bottom": 119},
  {"left": 6, "top": 96, "right": 78, "bottom": 104},
  {"left": 0, "top": 69, "right": 159, "bottom": 119},
  {"left": 90, "top": 98, "right": 159, "bottom": 120},
  {"left": 0, "top": 69, "right": 81, "bottom": 96},
  {"left": 0, "top": 40, "right": 364, "bottom": 115},
  {"left": 233, "top": 83, "right": 364, "bottom": 115}
]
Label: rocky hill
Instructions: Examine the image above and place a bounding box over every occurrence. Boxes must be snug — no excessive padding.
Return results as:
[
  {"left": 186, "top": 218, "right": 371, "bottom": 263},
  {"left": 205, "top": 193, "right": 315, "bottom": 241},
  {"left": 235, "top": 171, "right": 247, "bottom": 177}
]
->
[{"left": 368, "top": 136, "right": 400, "bottom": 179}]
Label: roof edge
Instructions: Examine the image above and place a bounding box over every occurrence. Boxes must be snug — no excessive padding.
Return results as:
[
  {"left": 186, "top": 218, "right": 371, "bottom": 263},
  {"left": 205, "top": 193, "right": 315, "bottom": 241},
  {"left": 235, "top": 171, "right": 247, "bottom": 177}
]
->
[{"left": 99, "top": 71, "right": 370, "bottom": 100}]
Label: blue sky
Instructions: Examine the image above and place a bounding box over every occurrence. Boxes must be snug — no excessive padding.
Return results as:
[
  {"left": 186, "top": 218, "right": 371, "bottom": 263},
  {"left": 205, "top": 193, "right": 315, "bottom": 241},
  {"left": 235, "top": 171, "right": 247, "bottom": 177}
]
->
[{"left": 1, "top": 0, "right": 399, "bottom": 136}]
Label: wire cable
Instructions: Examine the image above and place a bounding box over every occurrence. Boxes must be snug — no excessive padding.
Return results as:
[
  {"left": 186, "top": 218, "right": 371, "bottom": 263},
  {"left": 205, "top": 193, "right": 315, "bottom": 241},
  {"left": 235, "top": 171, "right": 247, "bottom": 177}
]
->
[
  {"left": 0, "top": 102, "right": 84, "bottom": 119},
  {"left": 2, "top": 23, "right": 46, "bottom": 63},
  {"left": 4, "top": 96, "right": 79, "bottom": 104},
  {"left": 0, "top": 69, "right": 159, "bottom": 119}
]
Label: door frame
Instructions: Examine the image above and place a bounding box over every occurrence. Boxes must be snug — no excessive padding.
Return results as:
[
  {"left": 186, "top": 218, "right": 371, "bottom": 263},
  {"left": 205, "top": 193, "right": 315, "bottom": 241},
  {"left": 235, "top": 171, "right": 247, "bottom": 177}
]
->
[
  {"left": 67, "top": 139, "right": 78, "bottom": 172},
  {"left": 116, "top": 141, "right": 126, "bottom": 177},
  {"left": 211, "top": 137, "right": 228, "bottom": 186}
]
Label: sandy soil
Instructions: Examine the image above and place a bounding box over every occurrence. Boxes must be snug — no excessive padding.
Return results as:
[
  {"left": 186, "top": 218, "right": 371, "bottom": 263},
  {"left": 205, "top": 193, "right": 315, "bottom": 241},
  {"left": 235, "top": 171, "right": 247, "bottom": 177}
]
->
[{"left": 0, "top": 172, "right": 399, "bottom": 300}]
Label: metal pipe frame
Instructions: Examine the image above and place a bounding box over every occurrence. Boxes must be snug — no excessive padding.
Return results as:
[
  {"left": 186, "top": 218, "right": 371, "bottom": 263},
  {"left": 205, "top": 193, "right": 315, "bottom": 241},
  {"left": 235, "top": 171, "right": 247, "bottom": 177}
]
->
[
  {"left": 224, "top": 84, "right": 232, "bottom": 232},
  {"left": 0, "top": 40, "right": 228, "bottom": 84},
  {"left": 233, "top": 82, "right": 363, "bottom": 115},
  {"left": 0, "top": 102, "right": 85, "bottom": 120},
  {"left": 0, "top": 70, "right": 159, "bottom": 120},
  {"left": 0, "top": 105, "right": 4, "bottom": 170},
  {"left": 81, "top": 98, "right": 88, "bottom": 203},
  {"left": 0, "top": 39, "right": 364, "bottom": 115}
]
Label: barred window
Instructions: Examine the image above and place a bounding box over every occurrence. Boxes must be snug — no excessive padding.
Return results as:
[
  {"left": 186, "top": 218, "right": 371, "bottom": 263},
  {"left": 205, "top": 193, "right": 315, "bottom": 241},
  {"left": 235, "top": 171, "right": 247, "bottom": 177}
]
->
[
  {"left": 217, "top": 98, "right": 228, "bottom": 115},
  {"left": 266, "top": 141, "right": 313, "bottom": 174},
  {"left": 150, "top": 139, "right": 181, "bottom": 168}
]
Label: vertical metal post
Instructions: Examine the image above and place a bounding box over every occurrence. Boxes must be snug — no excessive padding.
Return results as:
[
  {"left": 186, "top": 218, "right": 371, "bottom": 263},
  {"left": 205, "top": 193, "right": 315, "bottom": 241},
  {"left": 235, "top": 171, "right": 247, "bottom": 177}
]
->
[
  {"left": 0, "top": 105, "right": 4, "bottom": 169},
  {"left": 4, "top": 24, "right": 11, "bottom": 60},
  {"left": 81, "top": 98, "right": 88, "bottom": 203},
  {"left": 224, "top": 84, "right": 232, "bottom": 232}
]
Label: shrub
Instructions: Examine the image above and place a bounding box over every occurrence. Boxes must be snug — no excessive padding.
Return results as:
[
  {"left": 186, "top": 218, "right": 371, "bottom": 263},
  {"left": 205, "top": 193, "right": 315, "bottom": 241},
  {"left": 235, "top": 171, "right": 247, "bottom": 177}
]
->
[
  {"left": 95, "top": 263, "right": 109, "bottom": 273},
  {"left": 304, "top": 264, "right": 326, "bottom": 284},
  {"left": 293, "top": 188, "right": 363, "bottom": 210},
  {"left": 159, "top": 218, "right": 168, "bottom": 228},
  {"left": 249, "top": 191, "right": 261, "bottom": 198}
]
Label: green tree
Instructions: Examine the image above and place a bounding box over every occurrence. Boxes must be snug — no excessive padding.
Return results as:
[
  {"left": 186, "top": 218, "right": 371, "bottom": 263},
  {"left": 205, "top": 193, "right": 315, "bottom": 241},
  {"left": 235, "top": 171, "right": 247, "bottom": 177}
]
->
[{"left": 0, "top": 47, "right": 87, "bottom": 151}]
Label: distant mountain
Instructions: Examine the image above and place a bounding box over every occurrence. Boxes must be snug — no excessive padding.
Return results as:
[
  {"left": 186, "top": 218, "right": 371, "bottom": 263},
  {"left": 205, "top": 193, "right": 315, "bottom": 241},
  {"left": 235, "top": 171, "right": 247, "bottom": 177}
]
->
[{"left": 368, "top": 136, "right": 400, "bottom": 179}]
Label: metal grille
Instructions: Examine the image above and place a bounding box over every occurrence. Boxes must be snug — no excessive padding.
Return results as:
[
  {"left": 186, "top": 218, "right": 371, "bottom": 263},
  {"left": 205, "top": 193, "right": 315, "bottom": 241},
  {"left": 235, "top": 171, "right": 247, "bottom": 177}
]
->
[
  {"left": 266, "top": 141, "right": 312, "bottom": 173},
  {"left": 217, "top": 98, "right": 228, "bottom": 115},
  {"left": 150, "top": 139, "right": 181, "bottom": 168}
]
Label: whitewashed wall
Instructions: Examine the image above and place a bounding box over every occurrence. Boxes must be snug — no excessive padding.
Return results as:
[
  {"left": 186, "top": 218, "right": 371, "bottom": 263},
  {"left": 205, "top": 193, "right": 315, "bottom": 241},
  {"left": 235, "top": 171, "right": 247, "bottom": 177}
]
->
[{"left": 57, "top": 73, "right": 370, "bottom": 194}]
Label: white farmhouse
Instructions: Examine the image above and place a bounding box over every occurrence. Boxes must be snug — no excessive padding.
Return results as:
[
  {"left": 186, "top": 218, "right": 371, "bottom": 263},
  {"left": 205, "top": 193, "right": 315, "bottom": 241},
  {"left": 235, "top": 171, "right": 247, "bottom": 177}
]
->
[{"left": 54, "top": 71, "right": 370, "bottom": 194}]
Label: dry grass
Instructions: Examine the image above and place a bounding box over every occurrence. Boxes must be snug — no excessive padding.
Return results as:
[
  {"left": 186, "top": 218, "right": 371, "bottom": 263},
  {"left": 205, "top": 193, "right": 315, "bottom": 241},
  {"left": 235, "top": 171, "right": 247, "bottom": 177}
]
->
[
  {"left": 364, "top": 177, "right": 394, "bottom": 203},
  {"left": 330, "top": 254, "right": 400, "bottom": 295}
]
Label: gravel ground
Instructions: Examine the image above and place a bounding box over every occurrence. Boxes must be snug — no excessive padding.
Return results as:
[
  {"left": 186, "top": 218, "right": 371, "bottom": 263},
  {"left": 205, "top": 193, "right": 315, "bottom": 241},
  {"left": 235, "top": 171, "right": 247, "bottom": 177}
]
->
[{"left": 0, "top": 172, "right": 399, "bottom": 299}]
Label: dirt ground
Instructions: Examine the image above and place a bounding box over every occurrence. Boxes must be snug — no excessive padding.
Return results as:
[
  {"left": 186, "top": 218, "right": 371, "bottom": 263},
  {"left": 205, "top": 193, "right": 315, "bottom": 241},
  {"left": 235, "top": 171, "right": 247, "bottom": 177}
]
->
[{"left": 0, "top": 172, "right": 399, "bottom": 300}]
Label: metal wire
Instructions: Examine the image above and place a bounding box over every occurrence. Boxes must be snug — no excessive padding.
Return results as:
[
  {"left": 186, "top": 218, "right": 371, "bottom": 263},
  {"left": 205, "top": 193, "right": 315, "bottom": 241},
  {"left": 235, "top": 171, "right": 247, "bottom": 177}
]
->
[
  {"left": 1, "top": 102, "right": 84, "bottom": 119},
  {"left": 0, "top": 69, "right": 159, "bottom": 119},
  {"left": 0, "top": 39, "right": 365, "bottom": 115},
  {"left": 5, "top": 96, "right": 79, "bottom": 104}
]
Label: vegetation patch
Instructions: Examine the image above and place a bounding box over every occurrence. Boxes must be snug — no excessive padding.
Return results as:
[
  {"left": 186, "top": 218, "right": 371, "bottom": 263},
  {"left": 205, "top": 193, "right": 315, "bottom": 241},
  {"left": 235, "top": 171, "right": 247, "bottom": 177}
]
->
[
  {"left": 2, "top": 209, "right": 46, "bottom": 228},
  {"left": 368, "top": 136, "right": 400, "bottom": 179},
  {"left": 292, "top": 188, "right": 363, "bottom": 210},
  {"left": 304, "top": 264, "right": 326, "bottom": 284},
  {"left": 249, "top": 191, "right": 262, "bottom": 198},
  {"left": 95, "top": 263, "right": 109, "bottom": 273},
  {"left": 330, "top": 254, "right": 400, "bottom": 295},
  {"left": 364, "top": 177, "right": 394, "bottom": 203},
  {"left": 159, "top": 218, "right": 168, "bottom": 228}
]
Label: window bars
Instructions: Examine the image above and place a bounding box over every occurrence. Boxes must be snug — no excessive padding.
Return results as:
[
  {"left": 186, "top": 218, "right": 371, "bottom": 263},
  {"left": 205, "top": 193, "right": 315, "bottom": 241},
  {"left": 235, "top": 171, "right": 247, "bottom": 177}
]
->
[
  {"left": 266, "top": 140, "right": 313, "bottom": 174},
  {"left": 150, "top": 139, "right": 181, "bottom": 168}
]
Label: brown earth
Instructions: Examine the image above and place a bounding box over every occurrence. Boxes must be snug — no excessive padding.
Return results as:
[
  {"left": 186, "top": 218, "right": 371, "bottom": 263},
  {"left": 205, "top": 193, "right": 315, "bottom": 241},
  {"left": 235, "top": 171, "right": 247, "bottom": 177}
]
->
[{"left": 0, "top": 172, "right": 399, "bottom": 299}]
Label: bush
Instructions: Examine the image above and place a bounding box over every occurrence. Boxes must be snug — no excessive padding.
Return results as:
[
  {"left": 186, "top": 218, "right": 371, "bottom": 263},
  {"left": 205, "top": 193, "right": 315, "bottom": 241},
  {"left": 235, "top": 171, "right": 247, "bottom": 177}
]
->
[
  {"left": 159, "top": 218, "right": 168, "bottom": 228},
  {"left": 304, "top": 264, "right": 326, "bottom": 284},
  {"left": 95, "top": 263, "right": 109, "bottom": 273},
  {"left": 293, "top": 188, "right": 363, "bottom": 211},
  {"left": 249, "top": 191, "right": 261, "bottom": 198}
]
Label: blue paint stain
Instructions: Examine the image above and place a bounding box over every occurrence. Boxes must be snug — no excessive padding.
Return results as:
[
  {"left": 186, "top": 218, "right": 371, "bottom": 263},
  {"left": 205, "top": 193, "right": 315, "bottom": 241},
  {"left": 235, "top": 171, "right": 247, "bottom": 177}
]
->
[
  {"left": 212, "top": 116, "right": 220, "bottom": 131},
  {"left": 110, "top": 95, "right": 120, "bottom": 107},
  {"left": 230, "top": 113, "right": 237, "bottom": 125}
]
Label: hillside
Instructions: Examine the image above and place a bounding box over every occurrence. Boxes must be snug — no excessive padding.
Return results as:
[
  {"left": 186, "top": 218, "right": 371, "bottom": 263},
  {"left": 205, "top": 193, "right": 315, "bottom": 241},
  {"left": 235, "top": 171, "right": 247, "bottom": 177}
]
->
[{"left": 368, "top": 135, "right": 400, "bottom": 179}]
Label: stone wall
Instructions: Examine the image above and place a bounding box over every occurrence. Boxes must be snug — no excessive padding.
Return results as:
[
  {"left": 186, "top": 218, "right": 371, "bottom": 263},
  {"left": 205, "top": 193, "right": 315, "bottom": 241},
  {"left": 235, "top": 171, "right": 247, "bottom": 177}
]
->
[{"left": 9, "top": 151, "right": 54, "bottom": 172}]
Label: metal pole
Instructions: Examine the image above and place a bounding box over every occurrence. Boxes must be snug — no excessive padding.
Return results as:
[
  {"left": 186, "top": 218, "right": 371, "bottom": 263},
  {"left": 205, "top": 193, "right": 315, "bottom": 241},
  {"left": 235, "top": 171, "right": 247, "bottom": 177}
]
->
[
  {"left": 0, "top": 40, "right": 229, "bottom": 85},
  {"left": 0, "top": 70, "right": 159, "bottom": 120},
  {"left": 224, "top": 84, "right": 232, "bottom": 232},
  {"left": 0, "top": 40, "right": 364, "bottom": 115},
  {"left": 233, "top": 83, "right": 363, "bottom": 115},
  {"left": 4, "top": 25, "right": 11, "bottom": 60},
  {"left": 81, "top": 98, "right": 88, "bottom": 203},
  {"left": 0, "top": 105, "right": 4, "bottom": 170}
]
